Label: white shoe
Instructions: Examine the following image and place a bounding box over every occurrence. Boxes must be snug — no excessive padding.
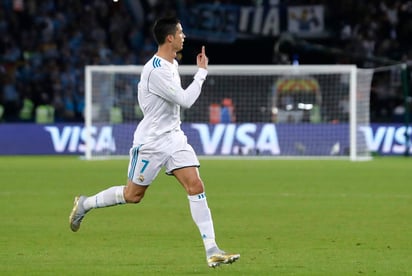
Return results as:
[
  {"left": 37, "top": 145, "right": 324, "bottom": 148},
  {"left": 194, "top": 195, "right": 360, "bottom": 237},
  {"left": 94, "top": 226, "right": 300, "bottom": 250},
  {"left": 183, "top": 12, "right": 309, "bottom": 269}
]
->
[
  {"left": 69, "top": 196, "right": 88, "bottom": 232},
  {"left": 207, "top": 251, "right": 240, "bottom": 268}
]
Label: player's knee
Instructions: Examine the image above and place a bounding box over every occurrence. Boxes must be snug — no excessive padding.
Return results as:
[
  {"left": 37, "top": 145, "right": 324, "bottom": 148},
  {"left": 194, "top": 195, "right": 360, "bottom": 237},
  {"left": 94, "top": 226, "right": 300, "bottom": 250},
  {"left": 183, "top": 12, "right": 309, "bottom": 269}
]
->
[
  {"left": 124, "top": 184, "right": 146, "bottom": 203},
  {"left": 125, "top": 193, "right": 144, "bottom": 204},
  {"left": 129, "top": 196, "right": 143, "bottom": 204},
  {"left": 187, "top": 178, "right": 204, "bottom": 195}
]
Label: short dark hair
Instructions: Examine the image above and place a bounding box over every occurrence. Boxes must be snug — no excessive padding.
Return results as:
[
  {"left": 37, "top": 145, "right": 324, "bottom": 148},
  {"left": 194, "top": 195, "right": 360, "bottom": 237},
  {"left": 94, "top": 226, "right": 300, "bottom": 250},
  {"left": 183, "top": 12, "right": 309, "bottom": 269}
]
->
[{"left": 152, "top": 17, "right": 180, "bottom": 45}]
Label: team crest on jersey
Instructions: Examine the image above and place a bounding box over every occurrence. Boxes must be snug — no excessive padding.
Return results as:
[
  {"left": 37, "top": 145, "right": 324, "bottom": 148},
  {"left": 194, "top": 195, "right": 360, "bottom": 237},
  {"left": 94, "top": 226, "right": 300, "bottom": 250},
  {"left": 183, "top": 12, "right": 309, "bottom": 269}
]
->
[{"left": 138, "top": 175, "right": 145, "bottom": 182}]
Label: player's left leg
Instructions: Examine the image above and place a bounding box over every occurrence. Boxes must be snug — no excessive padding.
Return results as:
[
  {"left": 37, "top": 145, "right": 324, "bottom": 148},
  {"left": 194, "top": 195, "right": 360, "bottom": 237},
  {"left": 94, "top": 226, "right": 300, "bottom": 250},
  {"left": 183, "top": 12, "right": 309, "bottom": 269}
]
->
[
  {"left": 69, "top": 144, "right": 159, "bottom": 232},
  {"left": 69, "top": 181, "right": 149, "bottom": 232}
]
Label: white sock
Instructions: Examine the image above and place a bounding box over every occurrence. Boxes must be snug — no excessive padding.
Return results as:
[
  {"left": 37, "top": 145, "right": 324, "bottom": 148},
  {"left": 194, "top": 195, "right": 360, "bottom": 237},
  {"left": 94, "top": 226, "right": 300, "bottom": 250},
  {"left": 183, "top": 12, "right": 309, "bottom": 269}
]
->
[
  {"left": 83, "top": 186, "right": 126, "bottom": 211},
  {"left": 188, "top": 192, "right": 218, "bottom": 253}
]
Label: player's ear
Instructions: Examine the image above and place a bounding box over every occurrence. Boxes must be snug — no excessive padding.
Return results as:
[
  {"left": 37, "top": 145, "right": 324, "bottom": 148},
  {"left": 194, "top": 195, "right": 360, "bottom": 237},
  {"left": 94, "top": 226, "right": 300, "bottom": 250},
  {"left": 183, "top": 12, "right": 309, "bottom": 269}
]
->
[{"left": 166, "top": 34, "right": 174, "bottom": 43}]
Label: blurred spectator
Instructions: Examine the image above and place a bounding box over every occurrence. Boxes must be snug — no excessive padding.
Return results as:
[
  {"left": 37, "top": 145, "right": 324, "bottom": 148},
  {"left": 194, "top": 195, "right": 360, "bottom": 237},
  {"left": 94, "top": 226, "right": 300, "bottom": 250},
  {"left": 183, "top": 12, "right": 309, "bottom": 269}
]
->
[
  {"left": 0, "top": 0, "right": 167, "bottom": 123},
  {"left": 1, "top": 75, "right": 20, "bottom": 121},
  {"left": 220, "top": 98, "right": 236, "bottom": 123},
  {"left": 0, "top": 0, "right": 411, "bottom": 124}
]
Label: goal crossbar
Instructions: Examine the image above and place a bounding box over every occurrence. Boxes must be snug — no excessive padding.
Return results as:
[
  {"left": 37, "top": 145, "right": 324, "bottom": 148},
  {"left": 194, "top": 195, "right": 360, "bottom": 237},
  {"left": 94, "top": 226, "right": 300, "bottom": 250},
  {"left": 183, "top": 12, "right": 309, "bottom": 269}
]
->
[{"left": 84, "top": 64, "right": 372, "bottom": 161}]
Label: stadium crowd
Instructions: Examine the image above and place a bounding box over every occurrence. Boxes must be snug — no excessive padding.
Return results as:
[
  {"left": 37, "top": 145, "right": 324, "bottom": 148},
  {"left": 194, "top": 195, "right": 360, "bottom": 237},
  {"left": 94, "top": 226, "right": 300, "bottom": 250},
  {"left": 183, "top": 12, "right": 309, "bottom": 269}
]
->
[{"left": 0, "top": 0, "right": 411, "bottom": 123}]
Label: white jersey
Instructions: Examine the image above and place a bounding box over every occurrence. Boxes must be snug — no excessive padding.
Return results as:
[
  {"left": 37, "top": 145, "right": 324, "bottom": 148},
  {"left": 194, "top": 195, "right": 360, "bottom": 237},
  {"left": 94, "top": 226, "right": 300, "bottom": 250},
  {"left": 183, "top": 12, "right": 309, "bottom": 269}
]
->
[{"left": 133, "top": 55, "right": 207, "bottom": 146}]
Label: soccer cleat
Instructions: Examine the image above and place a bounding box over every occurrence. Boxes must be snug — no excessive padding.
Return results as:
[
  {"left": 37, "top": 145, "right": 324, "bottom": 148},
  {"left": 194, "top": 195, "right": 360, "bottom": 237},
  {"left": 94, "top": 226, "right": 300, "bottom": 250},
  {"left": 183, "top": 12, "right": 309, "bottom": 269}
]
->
[
  {"left": 69, "top": 196, "right": 88, "bottom": 232},
  {"left": 207, "top": 251, "right": 240, "bottom": 268}
]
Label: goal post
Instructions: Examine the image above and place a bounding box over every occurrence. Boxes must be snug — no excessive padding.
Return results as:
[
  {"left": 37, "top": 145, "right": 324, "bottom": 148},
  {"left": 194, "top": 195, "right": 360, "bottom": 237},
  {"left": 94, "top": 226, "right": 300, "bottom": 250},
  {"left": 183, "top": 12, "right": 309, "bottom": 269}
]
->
[{"left": 84, "top": 64, "right": 373, "bottom": 160}]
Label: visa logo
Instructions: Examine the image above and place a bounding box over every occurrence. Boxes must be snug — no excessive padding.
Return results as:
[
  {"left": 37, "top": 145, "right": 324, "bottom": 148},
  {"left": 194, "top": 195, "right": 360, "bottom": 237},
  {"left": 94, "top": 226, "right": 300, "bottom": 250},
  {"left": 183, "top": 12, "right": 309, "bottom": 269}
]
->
[
  {"left": 44, "top": 126, "right": 116, "bottom": 153},
  {"left": 359, "top": 126, "right": 412, "bottom": 154},
  {"left": 191, "top": 123, "right": 280, "bottom": 155}
]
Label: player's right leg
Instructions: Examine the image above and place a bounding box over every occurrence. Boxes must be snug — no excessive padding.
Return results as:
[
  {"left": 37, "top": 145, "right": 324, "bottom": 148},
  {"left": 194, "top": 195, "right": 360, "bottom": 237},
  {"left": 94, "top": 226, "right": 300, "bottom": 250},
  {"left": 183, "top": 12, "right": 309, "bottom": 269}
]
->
[
  {"left": 207, "top": 251, "right": 241, "bottom": 268},
  {"left": 172, "top": 165, "right": 240, "bottom": 268}
]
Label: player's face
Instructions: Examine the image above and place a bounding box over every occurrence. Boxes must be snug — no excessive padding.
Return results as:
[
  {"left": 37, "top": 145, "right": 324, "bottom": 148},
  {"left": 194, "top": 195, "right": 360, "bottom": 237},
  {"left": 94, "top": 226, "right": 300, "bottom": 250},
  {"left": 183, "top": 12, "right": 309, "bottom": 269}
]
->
[{"left": 173, "top": 23, "right": 185, "bottom": 51}]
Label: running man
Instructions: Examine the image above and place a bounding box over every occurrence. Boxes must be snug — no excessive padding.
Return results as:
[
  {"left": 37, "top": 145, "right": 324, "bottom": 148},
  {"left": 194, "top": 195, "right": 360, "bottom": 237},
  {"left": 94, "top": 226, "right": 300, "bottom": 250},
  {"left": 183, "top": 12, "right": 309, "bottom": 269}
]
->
[{"left": 69, "top": 16, "right": 240, "bottom": 268}]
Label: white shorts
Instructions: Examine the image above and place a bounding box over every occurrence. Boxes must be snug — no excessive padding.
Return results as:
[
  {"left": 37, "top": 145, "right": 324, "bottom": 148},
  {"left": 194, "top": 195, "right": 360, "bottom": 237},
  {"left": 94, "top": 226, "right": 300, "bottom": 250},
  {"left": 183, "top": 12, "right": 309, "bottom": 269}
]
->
[{"left": 127, "top": 130, "right": 200, "bottom": 186}]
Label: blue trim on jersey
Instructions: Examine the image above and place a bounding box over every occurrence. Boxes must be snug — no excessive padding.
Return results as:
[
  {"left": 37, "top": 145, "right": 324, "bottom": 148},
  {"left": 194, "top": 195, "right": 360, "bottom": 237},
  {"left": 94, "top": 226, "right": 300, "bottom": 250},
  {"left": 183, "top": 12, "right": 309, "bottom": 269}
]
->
[
  {"left": 128, "top": 145, "right": 141, "bottom": 180},
  {"left": 152, "top": 57, "right": 161, "bottom": 68}
]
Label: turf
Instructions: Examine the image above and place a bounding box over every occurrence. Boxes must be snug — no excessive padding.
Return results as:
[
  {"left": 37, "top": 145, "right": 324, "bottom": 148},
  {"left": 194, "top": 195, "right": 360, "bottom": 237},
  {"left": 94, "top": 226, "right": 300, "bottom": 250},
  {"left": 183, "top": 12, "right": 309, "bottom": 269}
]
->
[{"left": 0, "top": 156, "right": 411, "bottom": 275}]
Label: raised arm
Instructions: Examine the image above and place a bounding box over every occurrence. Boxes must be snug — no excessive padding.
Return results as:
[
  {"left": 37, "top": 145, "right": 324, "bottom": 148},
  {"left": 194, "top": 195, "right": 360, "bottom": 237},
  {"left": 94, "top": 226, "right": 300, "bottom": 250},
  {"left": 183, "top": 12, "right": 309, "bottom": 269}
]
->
[{"left": 150, "top": 46, "right": 209, "bottom": 108}]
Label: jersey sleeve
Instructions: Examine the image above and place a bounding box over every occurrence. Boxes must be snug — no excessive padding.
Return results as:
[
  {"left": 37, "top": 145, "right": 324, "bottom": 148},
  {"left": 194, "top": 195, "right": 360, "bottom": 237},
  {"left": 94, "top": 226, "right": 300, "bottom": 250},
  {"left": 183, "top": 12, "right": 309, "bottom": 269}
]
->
[{"left": 149, "top": 67, "right": 207, "bottom": 109}]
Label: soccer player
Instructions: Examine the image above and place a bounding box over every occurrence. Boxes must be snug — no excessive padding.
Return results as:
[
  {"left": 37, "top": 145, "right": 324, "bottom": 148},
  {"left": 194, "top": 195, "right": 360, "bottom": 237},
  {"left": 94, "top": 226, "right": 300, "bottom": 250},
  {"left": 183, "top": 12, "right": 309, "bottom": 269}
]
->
[{"left": 69, "top": 16, "right": 240, "bottom": 268}]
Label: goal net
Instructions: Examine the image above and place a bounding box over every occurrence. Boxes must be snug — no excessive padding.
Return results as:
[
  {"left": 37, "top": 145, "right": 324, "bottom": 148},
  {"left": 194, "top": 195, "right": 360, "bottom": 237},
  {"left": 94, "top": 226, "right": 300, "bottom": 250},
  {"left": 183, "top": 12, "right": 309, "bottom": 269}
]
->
[{"left": 84, "top": 65, "right": 373, "bottom": 160}]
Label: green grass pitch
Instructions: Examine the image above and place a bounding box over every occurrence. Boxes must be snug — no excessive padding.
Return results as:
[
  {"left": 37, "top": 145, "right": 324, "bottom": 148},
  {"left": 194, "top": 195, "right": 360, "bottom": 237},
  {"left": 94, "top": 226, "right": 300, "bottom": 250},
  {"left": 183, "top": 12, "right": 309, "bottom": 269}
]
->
[{"left": 0, "top": 156, "right": 411, "bottom": 275}]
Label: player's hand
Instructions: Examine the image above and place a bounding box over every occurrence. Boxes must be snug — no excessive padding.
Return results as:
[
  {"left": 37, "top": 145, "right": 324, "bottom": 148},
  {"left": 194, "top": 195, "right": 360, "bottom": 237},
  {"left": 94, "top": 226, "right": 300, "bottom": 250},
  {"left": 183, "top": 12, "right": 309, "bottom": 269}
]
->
[{"left": 197, "top": 46, "right": 208, "bottom": 69}]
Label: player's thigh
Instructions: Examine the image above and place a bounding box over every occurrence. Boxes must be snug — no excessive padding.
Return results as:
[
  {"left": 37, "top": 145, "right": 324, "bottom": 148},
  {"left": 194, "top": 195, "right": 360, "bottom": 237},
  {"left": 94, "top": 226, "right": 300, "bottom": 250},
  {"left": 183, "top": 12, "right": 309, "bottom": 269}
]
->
[
  {"left": 128, "top": 145, "right": 165, "bottom": 186},
  {"left": 165, "top": 134, "right": 200, "bottom": 175},
  {"left": 173, "top": 166, "right": 204, "bottom": 195}
]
